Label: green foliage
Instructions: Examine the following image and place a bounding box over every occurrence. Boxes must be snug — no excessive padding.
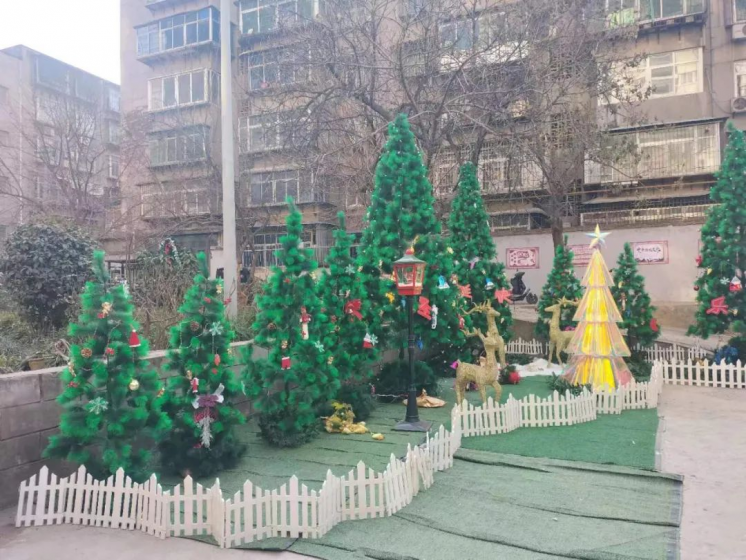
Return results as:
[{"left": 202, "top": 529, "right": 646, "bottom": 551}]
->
[
  {"left": 132, "top": 238, "right": 199, "bottom": 311},
  {"left": 243, "top": 200, "right": 339, "bottom": 447},
  {"left": 0, "top": 223, "right": 93, "bottom": 329},
  {"left": 318, "top": 212, "right": 378, "bottom": 396},
  {"left": 447, "top": 163, "right": 513, "bottom": 339},
  {"left": 627, "top": 356, "right": 652, "bottom": 382},
  {"left": 160, "top": 252, "right": 246, "bottom": 478},
  {"left": 506, "top": 353, "right": 533, "bottom": 365},
  {"left": 690, "top": 123, "right": 746, "bottom": 338},
  {"left": 374, "top": 360, "right": 439, "bottom": 401},
  {"left": 611, "top": 243, "right": 659, "bottom": 349},
  {"left": 43, "top": 252, "right": 171, "bottom": 481},
  {"left": 357, "top": 114, "right": 467, "bottom": 362},
  {"left": 320, "top": 381, "right": 375, "bottom": 422},
  {"left": 547, "top": 374, "right": 591, "bottom": 396},
  {"left": 535, "top": 240, "right": 583, "bottom": 338}
]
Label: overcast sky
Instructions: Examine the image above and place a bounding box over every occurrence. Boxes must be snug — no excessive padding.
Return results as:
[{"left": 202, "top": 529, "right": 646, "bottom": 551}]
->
[{"left": 0, "top": 0, "right": 120, "bottom": 84}]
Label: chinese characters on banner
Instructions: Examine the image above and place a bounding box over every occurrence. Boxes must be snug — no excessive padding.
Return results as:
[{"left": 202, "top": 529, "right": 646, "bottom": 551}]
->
[
  {"left": 569, "top": 245, "right": 594, "bottom": 267},
  {"left": 506, "top": 247, "right": 540, "bottom": 269},
  {"left": 631, "top": 241, "right": 668, "bottom": 265}
]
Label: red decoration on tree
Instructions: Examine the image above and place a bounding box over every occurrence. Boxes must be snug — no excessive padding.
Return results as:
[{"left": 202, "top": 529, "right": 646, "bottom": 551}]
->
[
  {"left": 281, "top": 356, "right": 291, "bottom": 369},
  {"left": 706, "top": 296, "right": 729, "bottom": 315},
  {"left": 104, "top": 347, "right": 115, "bottom": 356},
  {"left": 729, "top": 276, "right": 743, "bottom": 293},
  {"left": 650, "top": 318, "right": 659, "bottom": 332},
  {"left": 97, "top": 313, "right": 105, "bottom": 319},
  {"left": 494, "top": 288, "right": 512, "bottom": 304},
  {"left": 300, "top": 306, "right": 311, "bottom": 339},
  {"left": 68, "top": 381, "right": 79, "bottom": 388},
  {"left": 191, "top": 378, "right": 200, "bottom": 393},
  {"left": 695, "top": 255, "right": 703, "bottom": 267},
  {"left": 204, "top": 297, "right": 212, "bottom": 304},
  {"left": 343, "top": 299, "right": 363, "bottom": 320},
  {"left": 508, "top": 371, "right": 521, "bottom": 385},
  {"left": 458, "top": 315, "right": 465, "bottom": 330},
  {"left": 129, "top": 329, "right": 141, "bottom": 348},
  {"left": 459, "top": 284, "right": 472, "bottom": 299},
  {"left": 213, "top": 354, "right": 221, "bottom": 366},
  {"left": 417, "top": 296, "right": 432, "bottom": 320}
]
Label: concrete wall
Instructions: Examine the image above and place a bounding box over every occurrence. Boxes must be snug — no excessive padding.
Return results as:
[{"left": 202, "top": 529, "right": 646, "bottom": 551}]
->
[
  {"left": 0, "top": 341, "right": 260, "bottom": 509},
  {"left": 494, "top": 223, "right": 702, "bottom": 305}
]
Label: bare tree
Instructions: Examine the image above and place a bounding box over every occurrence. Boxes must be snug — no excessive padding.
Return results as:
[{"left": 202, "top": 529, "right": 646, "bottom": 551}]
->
[{"left": 234, "top": 0, "right": 645, "bottom": 246}]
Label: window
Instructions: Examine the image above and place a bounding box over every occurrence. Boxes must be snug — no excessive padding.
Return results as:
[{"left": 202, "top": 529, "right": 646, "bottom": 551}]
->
[
  {"left": 242, "top": 49, "right": 307, "bottom": 91},
  {"left": 248, "top": 228, "right": 315, "bottom": 267},
  {"left": 738, "top": 0, "right": 746, "bottom": 22},
  {"left": 108, "top": 155, "right": 120, "bottom": 179},
  {"left": 239, "top": 0, "right": 321, "bottom": 35},
  {"left": 136, "top": 7, "right": 220, "bottom": 57},
  {"left": 36, "top": 56, "right": 68, "bottom": 91},
  {"left": 439, "top": 12, "right": 522, "bottom": 69},
  {"left": 149, "top": 127, "right": 209, "bottom": 167},
  {"left": 639, "top": 0, "right": 704, "bottom": 21},
  {"left": 74, "top": 73, "right": 99, "bottom": 102},
  {"left": 105, "top": 120, "right": 120, "bottom": 145},
  {"left": 142, "top": 188, "right": 214, "bottom": 217},
  {"left": 605, "top": 0, "right": 637, "bottom": 28},
  {"left": 611, "top": 48, "right": 702, "bottom": 102},
  {"left": 107, "top": 88, "right": 120, "bottom": 112},
  {"left": 238, "top": 111, "right": 302, "bottom": 153},
  {"left": 246, "top": 169, "right": 316, "bottom": 205},
  {"left": 148, "top": 69, "right": 216, "bottom": 111},
  {"left": 597, "top": 123, "right": 720, "bottom": 183},
  {"left": 736, "top": 62, "right": 746, "bottom": 97}
]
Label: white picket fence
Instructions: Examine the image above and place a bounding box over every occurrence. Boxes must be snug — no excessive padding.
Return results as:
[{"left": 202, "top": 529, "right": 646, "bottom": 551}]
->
[
  {"left": 660, "top": 359, "right": 746, "bottom": 389},
  {"left": 15, "top": 363, "right": 666, "bottom": 548},
  {"left": 506, "top": 338, "right": 548, "bottom": 356}
]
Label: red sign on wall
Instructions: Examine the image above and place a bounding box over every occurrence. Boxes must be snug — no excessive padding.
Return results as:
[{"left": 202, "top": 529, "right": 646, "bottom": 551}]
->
[
  {"left": 569, "top": 244, "right": 594, "bottom": 267},
  {"left": 506, "top": 247, "right": 540, "bottom": 269}
]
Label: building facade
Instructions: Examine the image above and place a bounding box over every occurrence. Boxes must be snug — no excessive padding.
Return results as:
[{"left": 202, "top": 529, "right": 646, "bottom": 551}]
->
[
  {"left": 0, "top": 46, "right": 121, "bottom": 242},
  {"left": 119, "top": 0, "right": 746, "bottom": 307}
]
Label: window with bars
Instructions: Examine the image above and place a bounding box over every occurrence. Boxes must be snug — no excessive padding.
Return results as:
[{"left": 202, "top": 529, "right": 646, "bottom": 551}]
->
[
  {"left": 439, "top": 11, "right": 522, "bottom": 69},
  {"left": 105, "top": 120, "right": 120, "bottom": 145},
  {"left": 148, "top": 69, "right": 218, "bottom": 111},
  {"left": 738, "top": 0, "right": 746, "bottom": 22},
  {"left": 108, "top": 155, "right": 120, "bottom": 179},
  {"left": 141, "top": 188, "right": 215, "bottom": 217},
  {"left": 241, "top": 49, "right": 307, "bottom": 91},
  {"left": 735, "top": 61, "right": 746, "bottom": 97},
  {"left": 248, "top": 229, "right": 315, "bottom": 267},
  {"left": 238, "top": 112, "right": 304, "bottom": 153},
  {"left": 136, "top": 7, "right": 220, "bottom": 57},
  {"left": 239, "top": 0, "right": 321, "bottom": 35},
  {"left": 639, "top": 0, "right": 704, "bottom": 20},
  {"left": 595, "top": 123, "right": 720, "bottom": 183},
  {"left": 148, "top": 126, "right": 209, "bottom": 167},
  {"left": 246, "top": 169, "right": 316, "bottom": 205},
  {"left": 107, "top": 87, "right": 120, "bottom": 112}
]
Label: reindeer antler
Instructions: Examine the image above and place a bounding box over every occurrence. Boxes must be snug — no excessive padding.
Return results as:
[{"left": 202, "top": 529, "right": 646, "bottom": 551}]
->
[
  {"left": 558, "top": 297, "right": 579, "bottom": 307},
  {"left": 462, "top": 301, "right": 492, "bottom": 316},
  {"left": 463, "top": 327, "right": 484, "bottom": 339}
]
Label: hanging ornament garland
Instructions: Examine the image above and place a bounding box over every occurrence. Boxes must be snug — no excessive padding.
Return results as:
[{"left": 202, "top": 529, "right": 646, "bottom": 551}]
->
[{"left": 192, "top": 384, "right": 225, "bottom": 449}]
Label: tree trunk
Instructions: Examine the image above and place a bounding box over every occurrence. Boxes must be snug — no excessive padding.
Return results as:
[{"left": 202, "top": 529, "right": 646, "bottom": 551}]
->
[{"left": 551, "top": 219, "right": 565, "bottom": 249}]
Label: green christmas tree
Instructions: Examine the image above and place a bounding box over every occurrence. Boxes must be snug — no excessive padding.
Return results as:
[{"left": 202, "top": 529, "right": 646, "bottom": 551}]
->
[
  {"left": 243, "top": 200, "right": 340, "bottom": 447},
  {"left": 160, "top": 252, "right": 246, "bottom": 478},
  {"left": 44, "top": 251, "right": 170, "bottom": 481},
  {"left": 535, "top": 240, "right": 583, "bottom": 338},
  {"left": 318, "top": 212, "right": 378, "bottom": 419},
  {"left": 448, "top": 162, "right": 513, "bottom": 339},
  {"left": 611, "top": 243, "right": 659, "bottom": 351},
  {"left": 358, "top": 114, "right": 467, "bottom": 362},
  {"left": 690, "top": 123, "right": 746, "bottom": 340}
]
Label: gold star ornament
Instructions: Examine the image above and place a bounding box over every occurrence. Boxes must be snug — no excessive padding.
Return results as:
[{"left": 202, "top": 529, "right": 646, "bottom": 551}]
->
[{"left": 585, "top": 224, "right": 611, "bottom": 248}]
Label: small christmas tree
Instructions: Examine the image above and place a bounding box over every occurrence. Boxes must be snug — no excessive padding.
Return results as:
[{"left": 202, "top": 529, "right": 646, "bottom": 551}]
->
[
  {"left": 448, "top": 162, "right": 513, "bottom": 339},
  {"left": 44, "top": 251, "right": 170, "bottom": 481},
  {"left": 562, "top": 227, "right": 632, "bottom": 391},
  {"left": 611, "top": 243, "right": 659, "bottom": 351},
  {"left": 318, "top": 212, "right": 378, "bottom": 419},
  {"left": 357, "top": 114, "right": 466, "bottom": 363},
  {"left": 690, "top": 123, "right": 746, "bottom": 340},
  {"left": 243, "top": 200, "right": 340, "bottom": 447},
  {"left": 535, "top": 240, "right": 583, "bottom": 339},
  {"left": 160, "top": 252, "right": 246, "bottom": 478}
]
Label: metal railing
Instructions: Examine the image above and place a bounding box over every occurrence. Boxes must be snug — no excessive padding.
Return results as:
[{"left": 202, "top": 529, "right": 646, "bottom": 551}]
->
[{"left": 580, "top": 203, "right": 712, "bottom": 227}]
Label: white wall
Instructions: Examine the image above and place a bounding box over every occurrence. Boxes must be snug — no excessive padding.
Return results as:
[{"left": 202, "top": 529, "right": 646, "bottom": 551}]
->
[{"left": 494, "top": 224, "right": 702, "bottom": 304}]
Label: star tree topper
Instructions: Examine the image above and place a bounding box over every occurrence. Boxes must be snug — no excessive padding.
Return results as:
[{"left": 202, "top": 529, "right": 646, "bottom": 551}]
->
[{"left": 585, "top": 224, "right": 611, "bottom": 248}]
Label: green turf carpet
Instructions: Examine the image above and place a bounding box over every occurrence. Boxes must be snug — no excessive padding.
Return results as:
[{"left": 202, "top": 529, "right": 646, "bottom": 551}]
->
[{"left": 243, "top": 450, "right": 682, "bottom": 560}]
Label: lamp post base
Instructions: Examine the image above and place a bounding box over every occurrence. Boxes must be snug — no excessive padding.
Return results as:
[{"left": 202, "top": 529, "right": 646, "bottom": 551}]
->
[{"left": 393, "top": 419, "right": 432, "bottom": 433}]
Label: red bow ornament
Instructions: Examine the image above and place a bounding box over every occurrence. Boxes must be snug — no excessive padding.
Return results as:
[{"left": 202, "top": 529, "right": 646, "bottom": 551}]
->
[{"left": 344, "top": 299, "right": 363, "bottom": 320}]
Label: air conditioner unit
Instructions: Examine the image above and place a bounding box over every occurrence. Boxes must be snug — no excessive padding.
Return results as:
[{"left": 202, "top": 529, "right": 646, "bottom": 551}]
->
[
  {"left": 732, "top": 97, "right": 746, "bottom": 113},
  {"left": 732, "top": 23, "right": 746, "bottom": 41}
]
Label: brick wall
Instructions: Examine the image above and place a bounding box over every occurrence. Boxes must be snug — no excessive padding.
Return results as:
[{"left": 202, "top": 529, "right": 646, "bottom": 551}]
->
[{"left": 0, "top": 341, "right": 263, "bottom": 508}]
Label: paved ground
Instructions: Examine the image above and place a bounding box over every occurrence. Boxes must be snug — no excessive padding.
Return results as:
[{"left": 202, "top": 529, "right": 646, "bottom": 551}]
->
[
  {"left": 658, "top": 384, "right": 746, "bottom": 559},
  {"left": 3, "top": 384, "right": 745, "bottom": 559}
]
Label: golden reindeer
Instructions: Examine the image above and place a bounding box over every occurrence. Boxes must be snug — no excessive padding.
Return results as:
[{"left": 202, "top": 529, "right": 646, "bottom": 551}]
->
[
  {"left": 545, "top": 297, "right": 578, "bottom": 365},
  {"left": 455, "top": 302, "right": 505, "bottom": 404}
]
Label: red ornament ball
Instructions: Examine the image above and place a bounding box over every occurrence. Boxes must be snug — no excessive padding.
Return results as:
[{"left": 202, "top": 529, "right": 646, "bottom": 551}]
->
[
  {"left": 204, "top": 297, "right": 212, "bottom": 304},
  {"left": 508, "top": 371, "right": 521, "bottom": 385},
  {"left": 694, "top": 285, "right": 700, "bottom": 291}
]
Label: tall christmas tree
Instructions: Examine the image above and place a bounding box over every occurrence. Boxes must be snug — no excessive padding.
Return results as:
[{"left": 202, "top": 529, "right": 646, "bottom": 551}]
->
[
  {"left": 447, "top": 162, "right": 513, "bottom": 338},
  {"left": 535, "top": 240, "right": 583, "bottom": 338},
  {"left": 611, "top": 243, "right": 659, "bottom": 351},
  {"left": 358, "top": 114, "right": 466, "bottom": 359},
  {"left": 690, "top": 123, "right": 746, "bottom": 339},
  {"left": 160, "top": 252, "right": 246, "bottom": 478},
  {"left": 318, "top": 212, "right": 378, "bottom": 418},
  {"left": 44, "top": 252, "right": 170, "bottom": 481},
  {"left": 243, "top": 200, "right": 340, "bottom": 447},
  {"left": 562, "top": 227, "right": 632, "bottom": 391}
]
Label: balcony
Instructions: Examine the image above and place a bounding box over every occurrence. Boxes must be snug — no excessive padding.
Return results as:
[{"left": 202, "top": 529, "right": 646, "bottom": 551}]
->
[
  {"left": 580, "top": 203, "right": 712, "bottom": 227},
  {"left": 238, "top": 0, "right": 324, "bottom": 45},
  {"left": 145, "top": 0, "right": 191, "bottom": 11},
  {"left": 136, "top": 7, "right": 220, "bottom": 65},
  {"left": 606, "top": 0, "right": 706, "bottom": 32}
]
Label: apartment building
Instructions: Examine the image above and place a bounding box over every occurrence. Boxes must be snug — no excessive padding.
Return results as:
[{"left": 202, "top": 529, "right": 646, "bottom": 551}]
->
[
  {"left": 0, "top": 46, "right": 121, "bottom": 242},
  {"left": 119, "top": 0, "right": 746, "bottom": 304}
]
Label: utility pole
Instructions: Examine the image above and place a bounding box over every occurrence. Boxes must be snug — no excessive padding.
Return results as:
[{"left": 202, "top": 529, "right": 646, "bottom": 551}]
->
[{"left": 220, "top": 0, "right": 238, "bottom": 318}]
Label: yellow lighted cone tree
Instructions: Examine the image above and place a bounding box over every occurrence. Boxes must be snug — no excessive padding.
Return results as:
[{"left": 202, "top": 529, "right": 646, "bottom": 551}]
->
[{"left": 562, "top": 226, "right": 633, "bottom": 391}]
